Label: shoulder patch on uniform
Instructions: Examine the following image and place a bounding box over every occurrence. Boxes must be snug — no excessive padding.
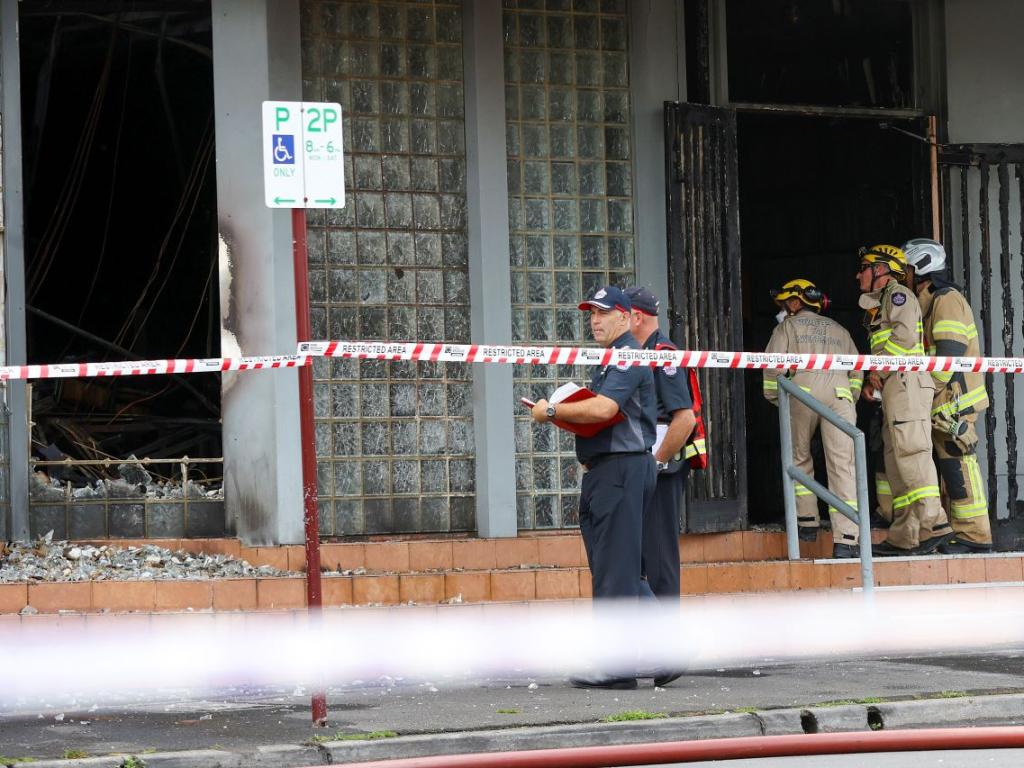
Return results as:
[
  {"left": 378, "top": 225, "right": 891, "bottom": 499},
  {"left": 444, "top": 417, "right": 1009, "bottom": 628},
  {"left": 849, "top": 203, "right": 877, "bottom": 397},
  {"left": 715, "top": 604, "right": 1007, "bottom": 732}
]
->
[{"left": 891, "top": 292, "right": 906, "bottom": 306}]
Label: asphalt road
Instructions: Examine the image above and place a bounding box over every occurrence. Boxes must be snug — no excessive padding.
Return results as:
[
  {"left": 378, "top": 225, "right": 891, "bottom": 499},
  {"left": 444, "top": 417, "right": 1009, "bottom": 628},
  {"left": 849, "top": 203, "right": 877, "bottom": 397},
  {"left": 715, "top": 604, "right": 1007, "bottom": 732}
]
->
[{"left": 3, "top": 648, "right": 1024, "bottom": 761}]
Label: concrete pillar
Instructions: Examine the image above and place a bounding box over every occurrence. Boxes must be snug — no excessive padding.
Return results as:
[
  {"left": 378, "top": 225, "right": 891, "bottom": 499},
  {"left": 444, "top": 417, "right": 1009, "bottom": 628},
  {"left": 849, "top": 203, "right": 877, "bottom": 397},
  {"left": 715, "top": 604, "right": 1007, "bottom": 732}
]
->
[
  {"left": 212, "top": 0, "right": 303, "bottom": 544},
  {"left": 464, "top": 0, "right": 517, "bottom": 537},
  {"left": 1, "top": 0, "right": 30, "bottom": 542},
  {"left": 629, "top": 0, "right": 685, "bottom": 323}
]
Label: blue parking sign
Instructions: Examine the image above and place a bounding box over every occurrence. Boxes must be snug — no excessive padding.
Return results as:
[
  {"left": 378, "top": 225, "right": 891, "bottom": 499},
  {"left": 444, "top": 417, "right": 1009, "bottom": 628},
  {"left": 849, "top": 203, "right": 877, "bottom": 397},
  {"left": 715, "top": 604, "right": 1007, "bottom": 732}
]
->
[{"left": 272, "top": 134, "right": 295, "bottom": 165}]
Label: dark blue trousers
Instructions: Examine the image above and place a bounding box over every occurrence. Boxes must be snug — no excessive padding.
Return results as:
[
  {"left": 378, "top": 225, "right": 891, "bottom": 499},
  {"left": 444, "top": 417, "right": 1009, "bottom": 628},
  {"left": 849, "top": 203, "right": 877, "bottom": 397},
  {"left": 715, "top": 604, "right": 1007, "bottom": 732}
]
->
[
  {"left": 579, "top": 453, "right": 656, "bottom": 599},
  {"left": 642, "top": 469, "right": 688, "bottom": 601}
]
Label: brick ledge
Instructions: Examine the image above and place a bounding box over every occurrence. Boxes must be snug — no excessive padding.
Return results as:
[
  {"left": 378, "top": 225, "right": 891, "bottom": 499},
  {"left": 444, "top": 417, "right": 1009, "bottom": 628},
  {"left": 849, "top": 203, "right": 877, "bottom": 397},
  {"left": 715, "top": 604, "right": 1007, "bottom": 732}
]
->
[
  {"left": 68, "top": 529, "right": 813, "bottom": 572},
  {"left": 2, "top": 553, "right": 1022, "bottom": 615}
]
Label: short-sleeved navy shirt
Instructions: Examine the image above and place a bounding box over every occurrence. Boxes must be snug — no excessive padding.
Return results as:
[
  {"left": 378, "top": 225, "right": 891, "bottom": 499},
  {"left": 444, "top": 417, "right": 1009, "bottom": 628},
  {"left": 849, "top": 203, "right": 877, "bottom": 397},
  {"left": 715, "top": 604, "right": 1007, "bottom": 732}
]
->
[
  {"left": 575, "top": 331, "right": 657, "bottom": 463},
  {"left": 644, "top": 330, "right": 693, "bottom": 422}
]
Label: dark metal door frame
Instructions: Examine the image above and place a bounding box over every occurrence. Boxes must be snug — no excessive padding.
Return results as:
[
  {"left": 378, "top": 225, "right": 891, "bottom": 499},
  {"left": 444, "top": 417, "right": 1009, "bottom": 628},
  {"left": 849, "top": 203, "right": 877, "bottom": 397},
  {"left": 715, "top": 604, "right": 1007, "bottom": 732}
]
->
[
  {"left": 664, "top": 101, "right": 746, "bottom": 533},
  {"left": 939, "top": 143, "right": 1024, "bottom": 547}
]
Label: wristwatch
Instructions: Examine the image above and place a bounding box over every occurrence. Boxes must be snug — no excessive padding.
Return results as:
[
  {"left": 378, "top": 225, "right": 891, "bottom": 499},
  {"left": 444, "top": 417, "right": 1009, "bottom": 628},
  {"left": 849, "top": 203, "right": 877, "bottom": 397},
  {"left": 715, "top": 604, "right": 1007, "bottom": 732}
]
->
[
  {"left": 546, "top": 404, "right": 557, "bottom": 419},
  {"left": 656, "top": 460, "right": 669, "bottom": 472}
]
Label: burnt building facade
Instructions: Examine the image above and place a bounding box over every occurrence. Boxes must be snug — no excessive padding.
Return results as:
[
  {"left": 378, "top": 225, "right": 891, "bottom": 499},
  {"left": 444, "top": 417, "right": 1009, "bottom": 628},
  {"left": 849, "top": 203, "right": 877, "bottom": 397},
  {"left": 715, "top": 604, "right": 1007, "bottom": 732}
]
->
[{"left": 1, "top": 0, "right": 1022, "bottom": 548}]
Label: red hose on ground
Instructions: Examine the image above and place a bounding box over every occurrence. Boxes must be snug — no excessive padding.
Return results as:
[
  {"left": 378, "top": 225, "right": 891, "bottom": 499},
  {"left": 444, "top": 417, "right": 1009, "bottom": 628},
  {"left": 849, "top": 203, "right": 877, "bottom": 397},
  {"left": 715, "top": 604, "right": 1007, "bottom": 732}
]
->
[{"left": 332, "top": 727, "right": 1024, "bottom": 767}]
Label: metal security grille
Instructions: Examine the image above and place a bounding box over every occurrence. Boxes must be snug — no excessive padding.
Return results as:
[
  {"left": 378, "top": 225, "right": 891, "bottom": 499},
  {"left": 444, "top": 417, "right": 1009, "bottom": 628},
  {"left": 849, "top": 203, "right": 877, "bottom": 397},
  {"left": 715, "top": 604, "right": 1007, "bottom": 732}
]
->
[
  {"left": 940, "top": 145, "right": 1024, "bottom": 543},
  {"left": 300, "top": 0, "right": 475, "bottom": 536},
  {"left": 504, "top": 0, "right": 636, "bottom": 530}
]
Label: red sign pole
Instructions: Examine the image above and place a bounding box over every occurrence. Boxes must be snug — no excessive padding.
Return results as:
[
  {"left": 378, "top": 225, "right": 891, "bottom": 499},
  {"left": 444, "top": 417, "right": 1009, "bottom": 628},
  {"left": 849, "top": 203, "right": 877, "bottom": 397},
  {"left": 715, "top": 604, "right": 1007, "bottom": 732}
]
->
[{"left": 292, "top": 207, "right": 328, "bottom": 726}]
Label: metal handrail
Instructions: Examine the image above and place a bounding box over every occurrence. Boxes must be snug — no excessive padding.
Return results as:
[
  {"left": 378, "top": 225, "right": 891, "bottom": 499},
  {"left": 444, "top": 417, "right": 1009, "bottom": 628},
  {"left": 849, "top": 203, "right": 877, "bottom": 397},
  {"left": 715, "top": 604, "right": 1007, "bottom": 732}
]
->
[{"left": 777, "top": 377, "right": 874, "bottom": 596}]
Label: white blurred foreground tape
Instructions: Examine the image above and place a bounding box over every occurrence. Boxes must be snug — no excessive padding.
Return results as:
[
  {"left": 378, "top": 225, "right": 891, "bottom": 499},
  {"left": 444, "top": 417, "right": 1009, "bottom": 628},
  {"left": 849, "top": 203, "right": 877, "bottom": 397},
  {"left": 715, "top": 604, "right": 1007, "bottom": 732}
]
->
[{"left": 2, "top": 588, "right": 1022, "bottom": 706}]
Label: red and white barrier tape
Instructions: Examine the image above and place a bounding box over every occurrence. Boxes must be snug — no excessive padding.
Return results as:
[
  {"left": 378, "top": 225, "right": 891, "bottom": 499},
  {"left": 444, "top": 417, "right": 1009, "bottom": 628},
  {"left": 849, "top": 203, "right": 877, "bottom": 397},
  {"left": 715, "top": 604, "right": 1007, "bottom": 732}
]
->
[
  {"left": 2, "top": 342, "right": 1023, "bottom": 381},
  {"left": 299, "top": 341, "right": 1024, "bottom": 374},
  {"left": 0, "top": 354, "right": 309, "bottom": 382}
]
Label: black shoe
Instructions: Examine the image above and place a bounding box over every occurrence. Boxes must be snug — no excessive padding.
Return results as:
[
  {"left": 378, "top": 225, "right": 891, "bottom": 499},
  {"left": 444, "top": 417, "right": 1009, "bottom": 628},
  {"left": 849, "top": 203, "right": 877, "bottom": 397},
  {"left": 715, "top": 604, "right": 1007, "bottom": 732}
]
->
[
  {"left": 938, "top": 538, "right": 993, "bottom": 554},
  {"left": 832, "top": 543, "right": 860, "bottom": 559},
  {"left": 914, "top": 531, "right": 955, "bottom": 555},
  {"left": 653, "top": 670, "right": 685, "bottom": 688},
  {"left": 872, "top": 539, "right": 915, "bottom": 557},
  {"left": 798, "top": 527, "right": 818, "bottom": 542},
  {"left": 570, "top": 674, "right": 637, "bottom": 690}
]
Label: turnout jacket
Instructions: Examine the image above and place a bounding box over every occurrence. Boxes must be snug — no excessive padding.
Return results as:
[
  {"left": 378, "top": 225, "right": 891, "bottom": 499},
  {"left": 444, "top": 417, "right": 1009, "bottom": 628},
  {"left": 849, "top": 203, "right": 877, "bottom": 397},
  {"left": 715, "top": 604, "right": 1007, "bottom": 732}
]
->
[
  {"left": 762, "top": 309, "right": 863, "bottom": 405},
  {"left": 918, "top": 276, "right": 988, "bottom": 418},
  {"left": 858, "top": 281, "right": 924, "bottom": 381}
]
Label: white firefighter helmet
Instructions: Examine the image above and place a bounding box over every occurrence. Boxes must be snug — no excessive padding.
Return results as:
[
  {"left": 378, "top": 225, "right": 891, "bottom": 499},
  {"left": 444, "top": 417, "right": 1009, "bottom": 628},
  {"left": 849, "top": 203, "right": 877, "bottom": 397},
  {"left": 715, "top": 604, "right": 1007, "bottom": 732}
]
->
[{"left": 902, "top": 238, "right": 947, "bottom": 276}]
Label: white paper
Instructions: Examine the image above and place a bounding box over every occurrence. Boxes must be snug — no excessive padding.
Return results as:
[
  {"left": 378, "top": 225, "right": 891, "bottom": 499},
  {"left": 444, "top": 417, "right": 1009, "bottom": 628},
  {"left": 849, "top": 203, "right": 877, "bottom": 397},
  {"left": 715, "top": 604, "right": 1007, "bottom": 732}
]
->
[
  {"left": 653, "top": 423, "right": 669, "bottom": 456},
  {"left": 549, "top": 382, "right": 583, "bottom": 404}
]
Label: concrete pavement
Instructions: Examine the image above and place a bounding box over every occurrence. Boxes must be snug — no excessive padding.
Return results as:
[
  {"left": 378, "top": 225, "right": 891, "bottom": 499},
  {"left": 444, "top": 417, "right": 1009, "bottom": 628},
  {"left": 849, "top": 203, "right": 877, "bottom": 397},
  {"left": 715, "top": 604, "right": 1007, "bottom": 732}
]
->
[{"left": 4, "top": 648, "right": 1024, "bottom": 766}]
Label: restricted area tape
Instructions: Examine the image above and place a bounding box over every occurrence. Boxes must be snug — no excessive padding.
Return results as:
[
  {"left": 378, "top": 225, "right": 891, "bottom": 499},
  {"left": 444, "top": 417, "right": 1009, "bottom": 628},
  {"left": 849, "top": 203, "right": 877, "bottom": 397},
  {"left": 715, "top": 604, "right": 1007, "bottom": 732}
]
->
[
  {"left": 0, "top": 354, "right": 309, "bottom": 382},
  {"left": 299, "top": 341, "right": 1024, "bottom": 375},
  {"left": 3, "top": 343, "right": 1023, "bottom": 382}
]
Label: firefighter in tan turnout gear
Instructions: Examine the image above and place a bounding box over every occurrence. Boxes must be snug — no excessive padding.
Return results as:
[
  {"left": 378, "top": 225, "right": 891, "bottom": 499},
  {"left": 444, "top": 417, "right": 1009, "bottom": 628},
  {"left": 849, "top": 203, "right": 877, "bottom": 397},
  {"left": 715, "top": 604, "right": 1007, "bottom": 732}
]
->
[
  {"left": 857, "top": 245, "right": 954, "bottom": 556},
  {"left": 903, "top": 238, "right": 992, "bottom": 553},
  {"left": 763, "top": 279, "right": 864, "bottom": 558}
]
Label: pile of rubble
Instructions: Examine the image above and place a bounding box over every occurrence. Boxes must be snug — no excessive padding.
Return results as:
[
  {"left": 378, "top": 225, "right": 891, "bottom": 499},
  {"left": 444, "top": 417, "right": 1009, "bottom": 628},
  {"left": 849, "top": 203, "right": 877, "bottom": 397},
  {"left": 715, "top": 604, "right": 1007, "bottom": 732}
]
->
[
  {"left": 30, "top": 456, "right": 224, "bottom": 503},
  {"left": 31, "top": 474, "right": 224, "bottom": 502},
  {"left": 0, "top": 532, "right": 294, "bottom": 583}
]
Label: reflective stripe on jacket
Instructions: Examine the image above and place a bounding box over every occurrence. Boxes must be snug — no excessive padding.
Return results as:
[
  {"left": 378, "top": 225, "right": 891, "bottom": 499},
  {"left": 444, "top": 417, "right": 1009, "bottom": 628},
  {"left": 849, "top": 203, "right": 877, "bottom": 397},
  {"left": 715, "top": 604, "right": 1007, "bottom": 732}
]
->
[
  {"left": 859, "top": 282, "right": 924, "bottom": 381},
  {"left": 918, "top": 280, "right": 989, "bottom": 415}
]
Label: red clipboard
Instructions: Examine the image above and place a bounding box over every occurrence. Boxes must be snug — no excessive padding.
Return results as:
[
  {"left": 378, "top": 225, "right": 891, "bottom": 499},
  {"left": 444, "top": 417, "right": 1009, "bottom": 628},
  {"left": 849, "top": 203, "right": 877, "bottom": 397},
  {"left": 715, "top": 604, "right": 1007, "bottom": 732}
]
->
[{"left": 518, "top": 390, "right": 623, "bottom": 438}]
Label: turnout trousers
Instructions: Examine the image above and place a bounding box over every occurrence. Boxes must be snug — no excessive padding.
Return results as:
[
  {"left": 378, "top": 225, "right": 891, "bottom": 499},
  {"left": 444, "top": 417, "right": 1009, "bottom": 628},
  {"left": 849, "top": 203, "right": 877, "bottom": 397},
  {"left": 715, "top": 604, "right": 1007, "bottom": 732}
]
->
[
  {"left": 878, "top": 372, "right": 952, "bottom": 549},
  {"left": 934, "top": 413, "right": 992, "bottom": 546},
  {"left": 579, "top": 453, "right": 657, "bottom": 599},
  {"left": 789, "top": 395, "right": 861, "bottom": 546}
]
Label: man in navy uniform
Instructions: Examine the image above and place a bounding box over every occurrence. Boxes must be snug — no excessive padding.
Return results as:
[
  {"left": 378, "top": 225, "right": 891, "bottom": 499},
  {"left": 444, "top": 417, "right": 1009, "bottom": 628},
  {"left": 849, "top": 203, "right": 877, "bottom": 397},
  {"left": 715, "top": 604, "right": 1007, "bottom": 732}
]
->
[
  {"left": 532, "top": 285, "right": 657, "bottom": 690},
  {"left": 625, "top": 287, "right": 696, "bottom": 602}
]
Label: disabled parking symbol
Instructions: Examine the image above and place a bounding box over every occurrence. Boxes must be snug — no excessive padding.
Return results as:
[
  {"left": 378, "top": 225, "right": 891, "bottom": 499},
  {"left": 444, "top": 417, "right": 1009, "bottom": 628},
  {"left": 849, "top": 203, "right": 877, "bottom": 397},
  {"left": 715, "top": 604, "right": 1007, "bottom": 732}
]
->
[{"left": 272, "top": 134, "right": 295, "bottom": 164}]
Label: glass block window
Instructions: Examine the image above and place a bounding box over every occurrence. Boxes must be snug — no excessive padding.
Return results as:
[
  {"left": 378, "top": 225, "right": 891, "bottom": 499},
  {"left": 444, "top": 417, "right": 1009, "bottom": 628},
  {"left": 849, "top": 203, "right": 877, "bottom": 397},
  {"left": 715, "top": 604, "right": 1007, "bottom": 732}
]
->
[
  {"left": 301, "top": 0, "right": 475, "bottom": 536},
  {"left": 504, "top": 0, "right": 636, "bottom": 529}
]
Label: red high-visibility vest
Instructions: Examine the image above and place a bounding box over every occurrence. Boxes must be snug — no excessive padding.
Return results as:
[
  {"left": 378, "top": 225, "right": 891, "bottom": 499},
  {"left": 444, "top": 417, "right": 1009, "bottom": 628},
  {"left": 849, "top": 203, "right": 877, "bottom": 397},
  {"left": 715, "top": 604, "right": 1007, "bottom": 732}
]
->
[
  {"left": 654, "top": 342, "right": 708, "bottom": 470},
  {"left": 685, "top": 369, "right": 708, "bottom": 470}
]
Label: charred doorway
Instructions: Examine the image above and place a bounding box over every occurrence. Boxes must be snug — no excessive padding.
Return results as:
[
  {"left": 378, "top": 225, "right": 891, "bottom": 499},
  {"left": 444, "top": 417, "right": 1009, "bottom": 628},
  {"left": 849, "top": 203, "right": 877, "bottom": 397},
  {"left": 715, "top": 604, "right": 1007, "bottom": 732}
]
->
[
  {"left": 739, "top": 111, "right": 925, "bottom": 525},
  {"left": 18, "top": 1, "right": 222, "bottom": 538}
]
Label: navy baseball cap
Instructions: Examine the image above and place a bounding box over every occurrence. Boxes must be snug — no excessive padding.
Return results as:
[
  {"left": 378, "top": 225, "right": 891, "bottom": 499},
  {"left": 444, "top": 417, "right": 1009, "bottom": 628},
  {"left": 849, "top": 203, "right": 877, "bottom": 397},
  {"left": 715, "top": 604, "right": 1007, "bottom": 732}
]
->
[
  {"left": 624, "top": 286, "right": 660, "bottom": 316},
  {"left": 578, "top": 286, "right": 631, "bottom": 313}
]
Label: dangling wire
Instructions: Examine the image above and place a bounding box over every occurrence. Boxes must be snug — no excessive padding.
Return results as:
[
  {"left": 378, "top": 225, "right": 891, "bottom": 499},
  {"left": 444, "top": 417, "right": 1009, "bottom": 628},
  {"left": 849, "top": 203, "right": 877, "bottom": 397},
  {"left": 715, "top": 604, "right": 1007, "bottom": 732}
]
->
[
  {"left": 116, "top": 115, "right": 215, "bottom": 351},
  {"left": 28, "top": 20, "right": 119, "bottom": 301},
  {"left": 72, "top": 34, "right": 135, "bottom": 333},
  {"left": 174, "top": 186, "right": 220, "bottom": 359}
]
